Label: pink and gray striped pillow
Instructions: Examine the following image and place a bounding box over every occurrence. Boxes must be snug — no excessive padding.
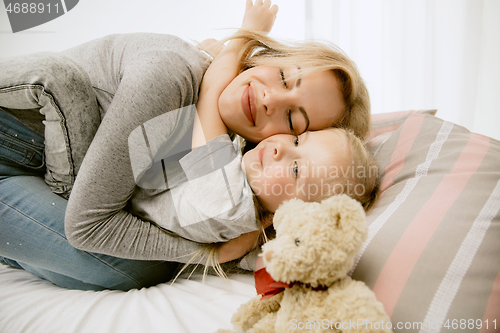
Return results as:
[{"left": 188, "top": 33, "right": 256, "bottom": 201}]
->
[
  {"left": 368, "top": 109, "right": 438, "bottom": 141},
  {"left": 353, "top": 113, "right": 500, "bottom": 332}
]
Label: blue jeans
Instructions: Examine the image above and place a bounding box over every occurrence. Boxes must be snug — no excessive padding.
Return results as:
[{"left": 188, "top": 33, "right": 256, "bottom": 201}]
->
[{"left": 0, "top": 57, "right": 179, "bottom": 291}]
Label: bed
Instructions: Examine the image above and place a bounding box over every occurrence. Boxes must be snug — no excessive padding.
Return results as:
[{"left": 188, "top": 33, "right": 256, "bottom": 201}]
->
[{"left": 1, "top": 111, "right": 499, "bottom": 333}]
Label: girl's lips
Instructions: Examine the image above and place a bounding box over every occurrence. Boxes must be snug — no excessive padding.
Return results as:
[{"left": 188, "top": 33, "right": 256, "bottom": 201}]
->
[
  {"left": 258, "top": 147, "right": 265, "bottom": 166},
  {"left": 241, "top": 85, "right": 255, "bottom": 125}
]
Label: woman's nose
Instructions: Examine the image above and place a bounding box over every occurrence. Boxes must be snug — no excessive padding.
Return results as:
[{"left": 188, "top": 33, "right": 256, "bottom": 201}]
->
[{"left": 263, "top": 89, "right": 287, "bottom": 116}]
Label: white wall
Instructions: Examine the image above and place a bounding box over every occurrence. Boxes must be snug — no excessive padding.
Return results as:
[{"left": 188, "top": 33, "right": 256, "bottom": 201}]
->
[{"left": 0, "top": 0, "right": 304, "bottom": 56}]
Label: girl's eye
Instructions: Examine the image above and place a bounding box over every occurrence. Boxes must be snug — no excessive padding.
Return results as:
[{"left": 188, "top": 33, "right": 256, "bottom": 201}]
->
[
  {"left": 293, "top": 136, "right": 299, "bottom": 147},
  {"left": 279, "top": 68, "right": 288, "bottom": 88},
  {"left": 292, "top": 162, "right": 299, "bottom": 178}
]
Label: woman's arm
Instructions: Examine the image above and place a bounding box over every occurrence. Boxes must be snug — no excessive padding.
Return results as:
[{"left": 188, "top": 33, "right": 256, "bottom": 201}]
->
[
  {"left": 192, "top": 0, "right": 279, "bottom": 148},
  {"left": 64, "top": 35, "right": 215, "bottom": 263}
]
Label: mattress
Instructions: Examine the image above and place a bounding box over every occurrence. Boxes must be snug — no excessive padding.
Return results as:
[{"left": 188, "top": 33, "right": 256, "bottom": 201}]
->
[{"left": 0, "top": 263, "right": 255, "bottom": 333}]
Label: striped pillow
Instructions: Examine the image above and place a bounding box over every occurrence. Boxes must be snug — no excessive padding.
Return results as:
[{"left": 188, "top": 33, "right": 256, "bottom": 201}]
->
[
  {"left": 369, "top": 110, "right": 438, "bottom": 141},
  {"left": 353, "top": 114, "right": 500, "bottom": 332}
]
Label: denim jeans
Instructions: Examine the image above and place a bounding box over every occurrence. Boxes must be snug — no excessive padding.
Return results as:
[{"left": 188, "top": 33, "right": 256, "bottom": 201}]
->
[
  {"left": 0, "top": 54, "right": 179, "bottom": 291},
  {"left": 0, "top": 52, "right": 101, "bottom": 199}
]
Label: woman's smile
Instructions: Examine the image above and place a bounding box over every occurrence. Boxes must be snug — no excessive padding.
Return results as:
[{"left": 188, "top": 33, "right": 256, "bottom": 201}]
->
[
  {"left": 249, "top": 83, "right": 257, "bottom": 125},
  {"left": 241, "top": 84, "right": 254, "bottom": 125}
]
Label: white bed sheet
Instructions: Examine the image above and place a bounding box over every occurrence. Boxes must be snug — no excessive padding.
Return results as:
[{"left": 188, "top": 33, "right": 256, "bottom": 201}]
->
[{"left": 0, "top": 264, "right": 256, "bottom": 333}]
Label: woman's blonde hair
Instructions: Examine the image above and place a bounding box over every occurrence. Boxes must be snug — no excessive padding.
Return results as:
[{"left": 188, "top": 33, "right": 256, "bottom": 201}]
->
[{"left": 218, "top": 30, "right": 371, "bottom": 141}]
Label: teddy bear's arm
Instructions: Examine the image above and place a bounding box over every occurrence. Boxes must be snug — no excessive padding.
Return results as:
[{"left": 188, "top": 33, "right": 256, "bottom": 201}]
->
[
  {"left": 247, "top": 312, "right": 278, "bottom": 333},
  {"left": 231, "top": 293, "right": 283, "bottom": 332}
]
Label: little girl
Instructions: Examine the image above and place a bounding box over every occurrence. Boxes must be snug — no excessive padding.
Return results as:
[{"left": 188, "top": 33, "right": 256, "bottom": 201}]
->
[{"left": 125, "top": 124, "right": 377, "bottom": 245}]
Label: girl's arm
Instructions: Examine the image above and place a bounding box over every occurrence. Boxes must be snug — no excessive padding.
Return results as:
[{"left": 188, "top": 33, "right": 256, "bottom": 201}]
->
[
  {"left": 192, "top": 0, "right": 278, "bottom": 148},
  {"left": 218, "top": 211, "right": 274, "bottom": 264}
]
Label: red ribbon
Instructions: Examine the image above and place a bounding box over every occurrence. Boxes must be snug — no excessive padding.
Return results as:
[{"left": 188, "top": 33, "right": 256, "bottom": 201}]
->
[{"left": 254, "top": 268, "right": 291, "bottom": 300}]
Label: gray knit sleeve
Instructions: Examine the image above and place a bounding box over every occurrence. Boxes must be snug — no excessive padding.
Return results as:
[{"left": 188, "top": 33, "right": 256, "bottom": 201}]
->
[{"left": 65, "top": 35, "right": 212, "bottom": 263}]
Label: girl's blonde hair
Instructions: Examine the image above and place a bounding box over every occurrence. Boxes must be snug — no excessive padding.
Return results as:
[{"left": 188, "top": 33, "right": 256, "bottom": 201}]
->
[
  {"left": 315, "top": 128, "right": 379, "bottom": 211},
  {"left": 218, "top": 30, "right": 371, "bottom": 141}
]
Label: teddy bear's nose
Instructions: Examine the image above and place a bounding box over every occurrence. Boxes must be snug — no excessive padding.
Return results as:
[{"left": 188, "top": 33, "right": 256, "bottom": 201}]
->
[{"left": 264, "top": 250, "right": 274, "bottom": 262}]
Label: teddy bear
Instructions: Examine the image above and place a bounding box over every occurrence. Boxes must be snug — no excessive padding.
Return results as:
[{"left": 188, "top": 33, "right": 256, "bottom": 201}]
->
[{"left": 220, "top": 194, "right": 393, "bottom": 333}]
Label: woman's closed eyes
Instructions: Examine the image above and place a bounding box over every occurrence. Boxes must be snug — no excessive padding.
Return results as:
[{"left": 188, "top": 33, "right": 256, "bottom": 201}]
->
[
  {"left": 281, "top": 68, "right": 297, "bottom": 135},
  {"left": 279, "top": 67, "right": 288, "bottom": 88}
]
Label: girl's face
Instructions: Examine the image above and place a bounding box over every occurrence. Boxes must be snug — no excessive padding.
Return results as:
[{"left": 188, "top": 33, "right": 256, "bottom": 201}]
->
[
  {"left": 241, "top": 130, "right": 349, "bottom": 213},
  {"left": 218, "top": 66, "right": 345, "bottom": 143}
]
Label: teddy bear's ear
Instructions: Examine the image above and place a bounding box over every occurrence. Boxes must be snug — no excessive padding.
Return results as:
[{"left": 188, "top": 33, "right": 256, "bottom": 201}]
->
[
  {"left": 321, "top": 194, "right": 366, "bottom": 229},
  {"left": 272, "top": 198, "right": 306, "bottom": 230}
]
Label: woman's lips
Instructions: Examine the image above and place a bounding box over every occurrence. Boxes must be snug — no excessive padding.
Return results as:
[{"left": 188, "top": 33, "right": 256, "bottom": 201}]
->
[
  {"left": 248, "top": 84, "right": 257, "bottom": 125},
  {"left": 241, "top": 84, "right": 256, "bottom": 126}
]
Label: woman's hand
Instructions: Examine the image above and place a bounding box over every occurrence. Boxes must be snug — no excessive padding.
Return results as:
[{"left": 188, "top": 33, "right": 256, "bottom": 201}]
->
[{"left": 241, "top": 0, "right": 279, "bottom": 34}]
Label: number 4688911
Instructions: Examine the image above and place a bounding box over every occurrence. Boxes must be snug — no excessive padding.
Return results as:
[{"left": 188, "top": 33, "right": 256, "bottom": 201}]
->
[
  {"left": 5, "top": 3, "right": 60, "bottom": 14},
  {"left": 444, "top": 319, "right": 496, "bottom": 330}
]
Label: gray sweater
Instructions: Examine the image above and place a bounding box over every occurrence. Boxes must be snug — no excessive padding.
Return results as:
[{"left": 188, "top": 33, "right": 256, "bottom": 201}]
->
[{"left": 62, "top": 33, "right": 258, "bottom": 265}]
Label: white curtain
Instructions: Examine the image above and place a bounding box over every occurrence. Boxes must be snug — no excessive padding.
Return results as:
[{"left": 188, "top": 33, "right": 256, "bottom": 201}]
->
[{"left": 304, "top": 0, "right": 500, "bottom": 140}]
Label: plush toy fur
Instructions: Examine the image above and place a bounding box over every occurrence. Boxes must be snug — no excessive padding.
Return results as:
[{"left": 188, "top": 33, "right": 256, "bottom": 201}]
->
[{"left": 220, "top": 194, "right": 392, "bottom": 333}]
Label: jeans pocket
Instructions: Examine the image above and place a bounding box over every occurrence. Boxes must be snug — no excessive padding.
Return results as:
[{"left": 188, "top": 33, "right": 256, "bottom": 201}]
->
[{"left": 0, "top": 130, "right": 44, "bottom": 169}]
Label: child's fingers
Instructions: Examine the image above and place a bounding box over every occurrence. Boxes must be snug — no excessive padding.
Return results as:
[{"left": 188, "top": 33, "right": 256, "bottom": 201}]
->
[
  {"left": 241, "top": 0, "right": 278, "bottom": 33},
  {"left": 270, "top": 4, "right": 278, "bottom": 16},
  {"left": 261, "top": 0, "right": 278, "bottom": 16}
]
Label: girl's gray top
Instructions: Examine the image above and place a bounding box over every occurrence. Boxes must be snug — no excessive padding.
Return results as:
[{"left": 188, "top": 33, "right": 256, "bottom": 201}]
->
[{"left": 62, "top": 33, "right": 258, "bottom": 265}]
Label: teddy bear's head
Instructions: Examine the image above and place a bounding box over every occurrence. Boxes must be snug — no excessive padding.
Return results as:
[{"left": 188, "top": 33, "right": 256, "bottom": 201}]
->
[{"left": 262, "top": 194, "right": 367, "bottom": 288}]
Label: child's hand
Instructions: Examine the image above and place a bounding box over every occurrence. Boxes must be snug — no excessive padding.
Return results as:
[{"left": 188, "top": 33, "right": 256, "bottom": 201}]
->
[
  {"left": 241, "top": 0, "right": 279, "bottom": 34},
  {"left": 197, "top": 38, "right": 225, "bottom": 57}
]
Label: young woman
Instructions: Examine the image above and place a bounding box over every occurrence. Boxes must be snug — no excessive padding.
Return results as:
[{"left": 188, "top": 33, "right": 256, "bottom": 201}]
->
[{"left": 0, "top": 0, "right": 372, "bottom": 290}]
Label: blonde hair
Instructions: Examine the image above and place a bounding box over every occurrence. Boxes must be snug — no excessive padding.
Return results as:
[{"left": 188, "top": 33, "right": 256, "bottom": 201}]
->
[
  {"left": 207, "top": 30, "right": 371, "bottom": 140},
  {"left": 314, "top": 128, "right": 379, "bottom": 211},
  {"left": 183, "top": 33, "right": 375, "bottom": 279}
]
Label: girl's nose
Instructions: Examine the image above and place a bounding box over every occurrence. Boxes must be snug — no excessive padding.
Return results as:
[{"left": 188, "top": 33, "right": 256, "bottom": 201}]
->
[{"left": 272, "top": 142, "right": 287, "bottom": 161}]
